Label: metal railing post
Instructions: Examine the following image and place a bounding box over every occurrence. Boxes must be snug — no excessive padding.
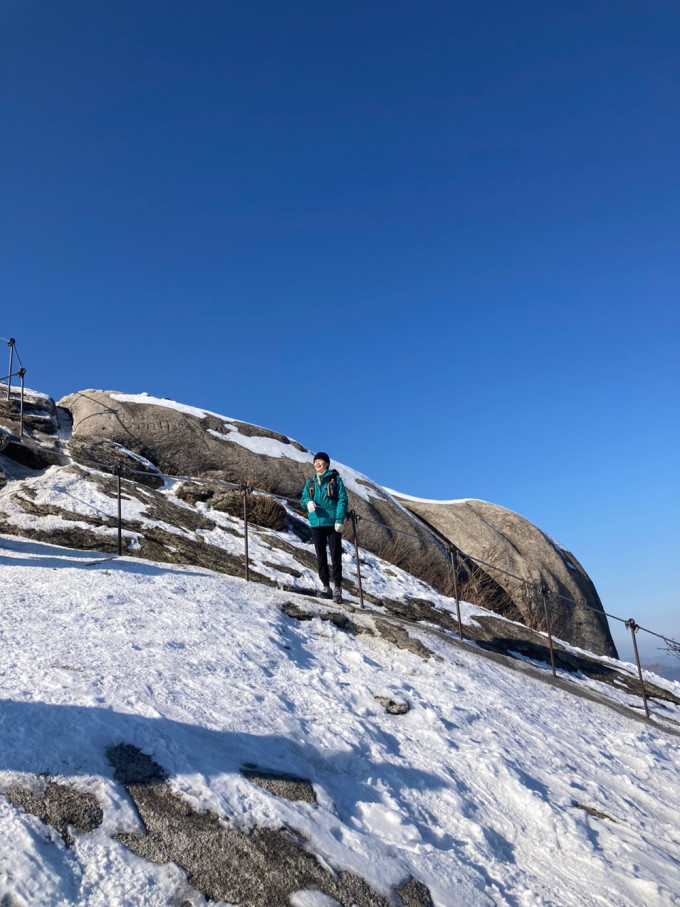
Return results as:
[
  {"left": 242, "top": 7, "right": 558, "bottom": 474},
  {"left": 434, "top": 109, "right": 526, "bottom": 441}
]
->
[
  {"left": 18, "top": 368, "right": 25, "bottom": 438},
  {"left": 6, "top": 338, "right": 15, "bottom": 401},
  {"left": 350, "top": 510, "right": 364, "bottom": 609},
  {"left": 116, "top": 465, "right": 123, "bottom": 556},
  {"left": 242, "top": 483, "right": 250, "bottom": 582},
  {"left": 626, "top": 619, "right": 650, "bottom": 719},
  {"left": 448, "top": 546, "right": 464, "bottom": 640},
  {"left": 540, "top": 584, "right": 557, "bottom": 677}
]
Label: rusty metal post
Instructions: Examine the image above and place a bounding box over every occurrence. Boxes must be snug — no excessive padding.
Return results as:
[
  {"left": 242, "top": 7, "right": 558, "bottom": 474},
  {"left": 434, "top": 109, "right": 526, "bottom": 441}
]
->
[
  {"left": 242, "top": 483, "right": 250, "bottom": 582},
  {"left": 6, "top": 338, "right": 15, "bottom": 401},
  {"left": 116, "top": 465, "right": 123, "bottom": 556},
  {"left": 349, "top": 510, "right": 364, "bottom": 609},
  {"left": 18, "top": 368, "right": 26, "bottom": 438},
  {"left": 540, "top": 584, "right": 557, "bottom": 677},
  {"left": 448, "top": 547, "right": 464, "bottom": 640},
  {"left": 626, "top": 619, "right": 650, "bottom": 719}
]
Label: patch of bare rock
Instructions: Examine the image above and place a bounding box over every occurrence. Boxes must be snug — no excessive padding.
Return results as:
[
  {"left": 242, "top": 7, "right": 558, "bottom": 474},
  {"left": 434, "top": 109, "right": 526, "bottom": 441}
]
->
[
  {"left": 374, "top": 697, "right": 410, "bottom": 716},
  {"left": 2, "top": 746, "right": 434, "bottom": 906},
  {"left": 4, "top": 778, "right": 103, "bottom": 846},
  {"left": 241, "top": 767, "right": 317, "bottom": 804},
  {"left": 107, "top": 743, "right": 431, "bottom": 907}
]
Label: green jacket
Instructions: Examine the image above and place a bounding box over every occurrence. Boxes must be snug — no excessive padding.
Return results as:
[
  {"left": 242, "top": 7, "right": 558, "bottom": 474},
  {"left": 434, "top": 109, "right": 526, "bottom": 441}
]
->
[{"left": 300, "top": 469, "right": 348, "bottom": 528}]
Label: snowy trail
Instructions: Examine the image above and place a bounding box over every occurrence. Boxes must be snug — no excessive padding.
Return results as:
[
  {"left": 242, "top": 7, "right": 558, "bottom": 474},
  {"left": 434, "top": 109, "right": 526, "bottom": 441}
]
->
[
  {"left": 2, "top": 540, "right": 680, "bottom": 905},
  {"left": 2, "top": 534, "right": 679, "bottom": 741}
]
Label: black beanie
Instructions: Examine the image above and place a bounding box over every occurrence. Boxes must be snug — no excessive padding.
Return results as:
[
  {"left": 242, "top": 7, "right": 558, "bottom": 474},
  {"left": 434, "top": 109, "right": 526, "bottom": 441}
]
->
[{"left": 313, "top": 451, "right": 330, "bottom": 465}]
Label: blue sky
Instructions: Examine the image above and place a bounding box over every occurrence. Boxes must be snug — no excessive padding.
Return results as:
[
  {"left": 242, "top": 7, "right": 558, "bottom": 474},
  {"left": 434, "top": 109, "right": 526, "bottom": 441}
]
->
[{"left": 2, "top": 1, "right": 678, "bottom": 660}]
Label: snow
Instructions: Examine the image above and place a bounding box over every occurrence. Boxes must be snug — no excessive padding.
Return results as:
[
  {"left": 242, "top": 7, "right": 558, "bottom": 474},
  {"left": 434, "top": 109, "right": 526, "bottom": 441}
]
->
[
  {"left": 1, "top": 533, "right": 680, "bottom": 905},
  {"left": 384, "top": 489, "right": 477, "bottom": 506},
  {"left": 0, "top": 466, "right": 184, "bottom": 545},
  {"left": 207, "top": 427, "right": 311, "bottom": 463},
  {"left": 109, "top": 392, "right": 225, "bottom": 422}
]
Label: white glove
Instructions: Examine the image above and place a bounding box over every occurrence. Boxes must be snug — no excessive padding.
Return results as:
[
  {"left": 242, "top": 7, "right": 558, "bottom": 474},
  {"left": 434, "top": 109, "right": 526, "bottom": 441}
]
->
[
  {"left": 307, "top": 501, "right": 316, "bottom": 513},
  {"left": 334, "top": 522, "right": 343, "bottom": 533}
]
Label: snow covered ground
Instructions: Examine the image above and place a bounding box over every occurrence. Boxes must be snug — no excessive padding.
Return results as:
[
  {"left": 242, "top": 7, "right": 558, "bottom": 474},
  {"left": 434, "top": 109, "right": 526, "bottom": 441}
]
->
[{"left": 1, "top": 535, "right": 680, "bottom": 906}]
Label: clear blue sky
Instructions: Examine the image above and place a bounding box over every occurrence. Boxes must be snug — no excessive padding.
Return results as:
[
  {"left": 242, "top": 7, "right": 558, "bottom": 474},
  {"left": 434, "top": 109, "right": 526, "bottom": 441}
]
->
[{"left": 2, "top": 1, "right": 678, "bottom": 660}]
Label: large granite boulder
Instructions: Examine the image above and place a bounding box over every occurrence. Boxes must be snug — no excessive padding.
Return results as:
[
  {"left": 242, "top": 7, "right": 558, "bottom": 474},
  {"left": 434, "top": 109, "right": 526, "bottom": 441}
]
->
[
  {"left": 390, "top": 494, "right": 617, "bottom": 658},
  {"left": 58, "top": 390, "right": 453, "bottom": 592}
]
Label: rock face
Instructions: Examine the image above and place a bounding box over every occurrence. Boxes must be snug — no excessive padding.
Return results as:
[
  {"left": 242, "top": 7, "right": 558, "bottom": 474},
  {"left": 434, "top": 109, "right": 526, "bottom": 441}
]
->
[
  {"left": 58, "top": 389, "right": 453, "bottom": 592},
  {"left": 0, "top": 385, "right": 60, "bottom": 437},
  {"left": 391, "top": 495, "right": 617, "bottom": 659},
  {"left": 0, "top": 386, "right": 65, "bottom": 473}
]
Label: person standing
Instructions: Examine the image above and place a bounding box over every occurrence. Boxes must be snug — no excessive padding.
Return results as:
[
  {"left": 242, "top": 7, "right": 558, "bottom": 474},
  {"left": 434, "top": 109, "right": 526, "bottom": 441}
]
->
[{"left": 301, "top": 452, "right": 348, "bottom": 602}]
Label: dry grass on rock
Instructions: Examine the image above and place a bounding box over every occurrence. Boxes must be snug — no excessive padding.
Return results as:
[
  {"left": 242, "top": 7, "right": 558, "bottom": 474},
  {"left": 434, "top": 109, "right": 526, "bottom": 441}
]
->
[{"left": 176, "top": 482, "right": 287, "bottom": 531}]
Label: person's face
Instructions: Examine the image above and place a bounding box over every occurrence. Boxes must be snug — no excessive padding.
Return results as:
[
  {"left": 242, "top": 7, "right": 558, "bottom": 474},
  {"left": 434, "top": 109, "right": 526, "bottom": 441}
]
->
[{"left": 314, "top": 459, "right": 328, "bottom": 475}]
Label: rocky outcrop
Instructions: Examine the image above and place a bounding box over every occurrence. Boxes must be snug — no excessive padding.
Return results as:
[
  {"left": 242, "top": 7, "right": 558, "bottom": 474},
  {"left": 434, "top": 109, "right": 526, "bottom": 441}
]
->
[
  {"left": 0, "top": 385, "right": 60, "bottom": 437},
  {"left": 0, "top": 387, "right": 66, "bottom": 473},
  {"left": 58, "top": 390, "right": 453, "bottom": 592},
  {"left": 67, "top": 437, "right": 164, "bottom": 488},
  {"left": 5, "top": 778, "right": 103, "bottom": 846},
  {"left": 391, "top": 495, "right": 617, "bottom": 658}
]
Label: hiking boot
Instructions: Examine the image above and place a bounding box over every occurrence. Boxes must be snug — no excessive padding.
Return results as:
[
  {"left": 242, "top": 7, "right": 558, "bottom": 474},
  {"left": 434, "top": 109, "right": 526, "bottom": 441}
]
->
[
  {"left": 321, "top": 587, "right": 333, "bottom": 600},
  {"left": 333, "top": 587, "right": 342, "bottom": 604}
]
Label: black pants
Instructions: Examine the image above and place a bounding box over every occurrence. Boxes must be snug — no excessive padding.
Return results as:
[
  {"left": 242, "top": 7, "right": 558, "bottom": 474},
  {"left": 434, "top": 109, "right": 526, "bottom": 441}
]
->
[{"left": 311, "top": 526, "right": 343, "bottom": 588}]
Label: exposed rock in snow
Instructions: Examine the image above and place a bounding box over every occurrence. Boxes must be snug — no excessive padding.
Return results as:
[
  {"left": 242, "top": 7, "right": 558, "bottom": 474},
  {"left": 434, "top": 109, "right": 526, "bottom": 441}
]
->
[
  {"left": 241, "top": 768, "right": 318, "bottom": 804},
  {"left": 107, "top": 744, "right": 405, "bottom": 906},
  {"left": 5, "top": 779, "right": 103, "bottom": 846},
  {"left": 374, "top": 697, "right": 410, "bottom": 716}
]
